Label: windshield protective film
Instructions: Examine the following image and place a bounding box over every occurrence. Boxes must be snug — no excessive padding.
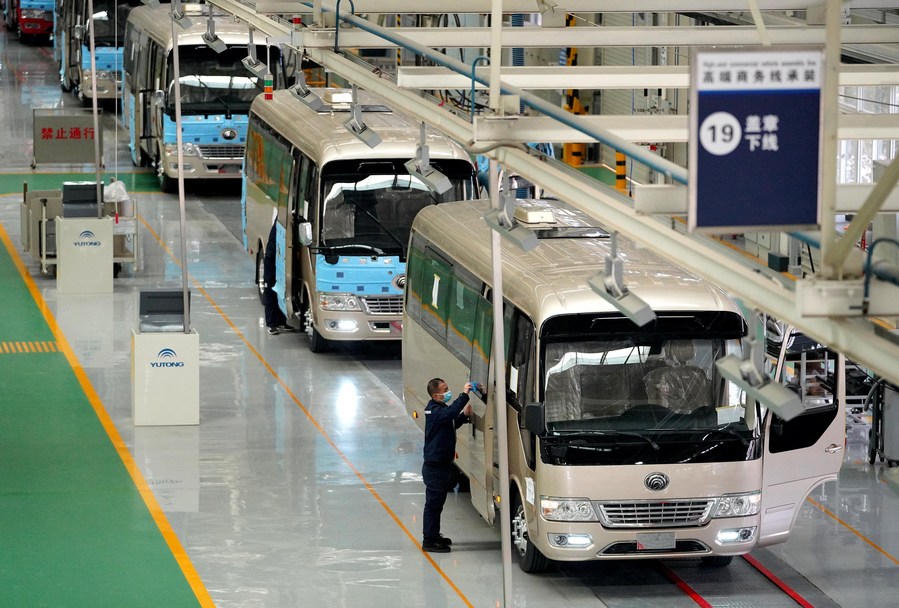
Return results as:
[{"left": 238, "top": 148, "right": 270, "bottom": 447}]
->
[
  {"left": 540, "top": 312, "right": 759, "bottom": 465},
  {"left": 319, "top": 159, "right": 475, "bottom": 257},
  {"left": 166, "top": 46, "right": 271, "bottom": 114}
]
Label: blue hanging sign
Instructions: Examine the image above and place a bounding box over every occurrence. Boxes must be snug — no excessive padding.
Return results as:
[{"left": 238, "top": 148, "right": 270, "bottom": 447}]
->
[{"left": 688, "top": 47, "right": 824, "bottom": 233}]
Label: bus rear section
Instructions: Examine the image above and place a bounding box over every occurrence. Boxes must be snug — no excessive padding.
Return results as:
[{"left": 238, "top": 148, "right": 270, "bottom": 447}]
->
[
  {"left": 16, "top": 0, "right": 53, "bottom": 40},
  {"left": 402, "top": 198, "right": 845, "bottom": 572}
]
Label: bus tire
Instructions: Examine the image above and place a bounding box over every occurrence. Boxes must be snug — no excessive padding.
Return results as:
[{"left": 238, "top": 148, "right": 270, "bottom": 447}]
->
[
  {"left": 255, "top": 249, "right": 266, "bottom": 304},
  {"left": 308, "top": 327, "right": 329, "bottom": 353},
  {"left": 511, "top": 490, "right": 549, "bottom": 573},
  {"left": 60, "top": 74, "right": 72, "bottom": 93},
  {"left": 700, "top": 555, "right": 734, "bottom": 568}
]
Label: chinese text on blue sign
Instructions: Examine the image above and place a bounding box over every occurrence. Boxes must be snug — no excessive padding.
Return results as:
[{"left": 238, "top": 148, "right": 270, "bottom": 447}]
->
[{"left": 688, "top": 48, "right": 823, "bottom": 233}]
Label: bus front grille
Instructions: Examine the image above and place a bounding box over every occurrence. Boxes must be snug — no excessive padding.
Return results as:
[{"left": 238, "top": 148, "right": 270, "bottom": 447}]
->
[
  {"left": 197, "top": 145, "right": 245, "bottom": 160},
  {"left": 596, "top": 500, "right": 714, "bottom": 528},
  {"left": 361, "top": 296, "right": 403, "bottom": 315}
]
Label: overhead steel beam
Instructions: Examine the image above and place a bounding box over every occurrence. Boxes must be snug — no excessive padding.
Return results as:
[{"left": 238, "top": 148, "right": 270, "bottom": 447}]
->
[
  {"left": 297, "top": 25, "right": 899, "bottom": 49},
  {"left": 399, "top": 64, "right": 899, "bottom": 90},
  {"left": 634, "top": 183, "right": 899, "bottom": 215},
  {"left": 208, "top": 0, "right": 899, "bottom": 387},
  {"left": 473, "top": 114, "right": 899, "bottom": 143},
  {"left": 255, "top": 0, "right": 899, "bottom": 14}
]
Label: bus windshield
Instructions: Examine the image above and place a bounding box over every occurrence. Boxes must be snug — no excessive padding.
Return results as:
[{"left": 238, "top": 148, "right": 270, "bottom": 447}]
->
[
  {"left": 88, "top": 0, "right": 141, "bottom": 46},
  {"left": 540, "top": 312, "right": 758, "bottom": 465},
  {"left": 166, "top": 46, "right": 265, "bottom": 115},
  {"left": 319, "top": 159, "right": 475, "bottom": 257}
]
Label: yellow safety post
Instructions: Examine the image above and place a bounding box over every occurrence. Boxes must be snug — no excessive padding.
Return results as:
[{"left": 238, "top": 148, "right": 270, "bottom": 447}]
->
[
  {"left": 562, "top": 13, "right": 586, "bottom": 167},
  {"left": 615, "top": 152, "right": 628, "bottom": 194}
]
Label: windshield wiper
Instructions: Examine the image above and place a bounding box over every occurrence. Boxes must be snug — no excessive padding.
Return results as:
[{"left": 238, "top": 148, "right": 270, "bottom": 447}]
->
[
  {"left": 344, "top": 192, "right": 407, "bottom": 252},
  {"left": 555, "top": 430, "right": 660, "bottom": 452},
  {"left": 317, "top": 243, "right": 385, "bottom": 256},
  {"left": 701, "top": 426, "right": 750, "bottom": 447},
  {"left": 190, "top": 75, "right": 232, "bottom": 119}
]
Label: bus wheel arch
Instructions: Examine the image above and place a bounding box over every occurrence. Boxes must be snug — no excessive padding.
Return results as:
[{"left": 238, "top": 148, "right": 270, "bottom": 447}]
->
[
  {"left": 510, "top": 483, "right": 549, "bottom": 573},
  {"left": 303, "top": 286, "right": 328, "bottom": 353},
  {"left": 155, "top": 149, "right": 177, "bottom": 193}
]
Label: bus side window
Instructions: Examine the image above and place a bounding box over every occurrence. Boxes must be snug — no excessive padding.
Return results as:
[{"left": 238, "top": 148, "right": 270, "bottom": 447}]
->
[
  {"left": 420, "top": 247, "right": 452, "bottom": 342},
  {"left": 507, "top": 308, "right": 534, "bottom": 410},
  {"left": 446, "top": 265, "right": 480, "bottom": 368},
  {"left": 405, "top": 232, "right": 426, "bottom": 323},
  {"left": 469, "top": 294, "right": 492, "bottom": 390}
]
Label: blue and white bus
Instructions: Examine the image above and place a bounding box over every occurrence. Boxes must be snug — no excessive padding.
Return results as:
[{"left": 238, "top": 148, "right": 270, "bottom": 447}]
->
[
  {"left": 56, "top": 0, "right": 142, "bottom": 102},
  {"left": 243, "top": 87, "right": 479, "bottom": 352},
  {"left": 122, "top": 3, "right": 281, "bottom": 192}
]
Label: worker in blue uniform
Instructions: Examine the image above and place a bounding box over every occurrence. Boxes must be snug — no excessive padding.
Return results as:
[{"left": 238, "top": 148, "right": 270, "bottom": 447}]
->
[{"left": 421, "top": 377, "right": 476, "bottom": 553}]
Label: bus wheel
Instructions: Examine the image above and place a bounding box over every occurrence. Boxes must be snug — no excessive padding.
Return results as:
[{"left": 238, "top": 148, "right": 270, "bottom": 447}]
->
[
  {"left": 60, "top": 74, "right": 72, "bottom": 93},
  {"left": 308, "top": 326, "right": 329, "bottom": 353},
  {"left": 511, "top": 491, "right": 549, "bottom": 573},
  {"left": 255, "top": 249, "right": 266, "bottom": 304},
  {"left": 700, "top": 555, "right": 734, "bottom": 568}
]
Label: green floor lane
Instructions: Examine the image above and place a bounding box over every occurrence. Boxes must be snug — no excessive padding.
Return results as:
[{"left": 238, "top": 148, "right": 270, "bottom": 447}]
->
[
  {"left": 0, "top": 226, "right": 206, "bottom": 607},
  {"left": 0, "top": 171, "right": 159, "bottom": 196}
]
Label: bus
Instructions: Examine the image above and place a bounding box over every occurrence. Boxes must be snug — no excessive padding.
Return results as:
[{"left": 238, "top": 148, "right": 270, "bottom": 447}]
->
[
  {"left": 402, "top": 197, "right": 844, "bottom": 572},
  {"left": 123, "top": 3, "right": 282, "bottom": 192},
  {"left": 56, "top": 0, "right": 142, "bottom": 103},
  {"left": 6, "top": 0, "right": 53, "bottom": 42},
  {"left": 243, "top": 87, "right": 479, "bottom": 352}
]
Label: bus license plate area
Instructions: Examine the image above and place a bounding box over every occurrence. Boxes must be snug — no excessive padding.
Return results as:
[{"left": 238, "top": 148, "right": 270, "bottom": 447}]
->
[{"left": 635, "top": 532, "right": 675, "bottom": 551}]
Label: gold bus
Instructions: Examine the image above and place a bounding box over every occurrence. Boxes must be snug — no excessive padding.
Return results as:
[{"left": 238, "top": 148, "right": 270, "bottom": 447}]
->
[
  {"left": 243, "top": 87, "right": 478, "bottom": 351},
  {"left": 403, "top": 197, "right": 844, "bottom": 571}
]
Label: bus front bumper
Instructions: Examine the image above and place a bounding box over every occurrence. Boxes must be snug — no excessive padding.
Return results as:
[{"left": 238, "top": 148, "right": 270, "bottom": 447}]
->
[{"left": 533, "top": 516, "right": 759, "bottom": 562}]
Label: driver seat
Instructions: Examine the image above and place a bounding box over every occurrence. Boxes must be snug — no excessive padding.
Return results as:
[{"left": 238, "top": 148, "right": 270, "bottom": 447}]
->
[{"left": 643, "top": 340, "right": 711, "bottom": 414}]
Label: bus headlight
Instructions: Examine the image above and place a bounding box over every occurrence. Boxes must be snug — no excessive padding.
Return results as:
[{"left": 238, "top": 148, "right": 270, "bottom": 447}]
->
[
  {"left": 540, "top": 497, "right": 598, "bottom": 522},
  {"left": 713, "top": 491, "right": 761, "bottom": 518},
  {"left": 164, "top": 143, "right": 198, "bottom": 157},
  {"left": 320, "top": 293, "right": 361, "bottom": 311},
  {"left": 21, "top": 9, "right": 45, "bottom": 19}
]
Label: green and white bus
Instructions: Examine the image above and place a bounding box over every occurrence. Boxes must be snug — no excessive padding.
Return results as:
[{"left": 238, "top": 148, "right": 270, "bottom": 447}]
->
[
  {"left": 243, "top": 87, "right": 478, "bottom": 351},
  {"left": 403, "top": 197, "right": 844, "bottom": 572}
]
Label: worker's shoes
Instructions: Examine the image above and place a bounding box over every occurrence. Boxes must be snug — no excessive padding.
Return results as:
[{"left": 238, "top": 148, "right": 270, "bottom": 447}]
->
[
  {"left": 437, "top": 535, "right": 452, "bottom": 546},
  {"left": 422, "top": 540, "right": 451, "bottom": 553},
  {"left": 267, "top": 325, "right": 295, "bottom": 335}
]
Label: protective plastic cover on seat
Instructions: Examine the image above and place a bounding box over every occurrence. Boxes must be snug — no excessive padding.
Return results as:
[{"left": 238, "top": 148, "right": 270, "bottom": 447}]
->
[{"left": 643, "top": 340, "right": 712, "bottom": 414}]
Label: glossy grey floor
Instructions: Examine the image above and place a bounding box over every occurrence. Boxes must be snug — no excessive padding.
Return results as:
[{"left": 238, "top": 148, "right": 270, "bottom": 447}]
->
[{"left": 3, "top": 28, "right": 899, "bottom": 608}]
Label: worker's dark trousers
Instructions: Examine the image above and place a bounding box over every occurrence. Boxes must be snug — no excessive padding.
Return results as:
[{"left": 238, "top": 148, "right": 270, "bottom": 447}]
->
[{"left": 422, "top": 462, "right": 453, "bottom": 543}]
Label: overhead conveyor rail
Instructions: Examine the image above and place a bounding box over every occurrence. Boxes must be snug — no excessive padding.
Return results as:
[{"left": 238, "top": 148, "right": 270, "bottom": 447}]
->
[{"left": 206, "top": 0, "right": 899, "bottom": 389}]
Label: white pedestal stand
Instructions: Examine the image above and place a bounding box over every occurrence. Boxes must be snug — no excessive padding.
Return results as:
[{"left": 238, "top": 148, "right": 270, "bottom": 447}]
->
[
  {"left": 56, "top": 217, "right": 113, "bottom": 294},
  {"left": 132, "top": 329, "right": 199, "bottom": 426}
]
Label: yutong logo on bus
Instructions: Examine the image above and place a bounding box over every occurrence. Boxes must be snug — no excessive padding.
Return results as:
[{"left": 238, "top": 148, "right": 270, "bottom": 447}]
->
[
  {"left": 150, "top": 348, "right": 184, "bottom": 368},
  {"left": 644, "top": 472, "right": 670, "bottom": 491},
  {"left": 74, "top": 230, "right": 101, "bottom": 247},
  {"left": 221, "top": 128, "right": 238, "bottom": 140}
]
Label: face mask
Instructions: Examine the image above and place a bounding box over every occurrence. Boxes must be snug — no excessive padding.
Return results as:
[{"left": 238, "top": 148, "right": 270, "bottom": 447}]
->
[{"left": 442, "top": 391, "right": 453, "bottom": 403}]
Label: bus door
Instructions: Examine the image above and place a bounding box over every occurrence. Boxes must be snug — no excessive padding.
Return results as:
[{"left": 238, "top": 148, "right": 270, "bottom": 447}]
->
[
  {"left": 287, "top": 152, "right": 314, "bottom": 320},
  {"left": 758, "top": 355, "right": 845, "bottom": 546},
  {"left": 468, "top": 286, "right": 493, "bottom": 523},
  {"left": 274, "top": 221, "right": 287, "bottom": 312}
]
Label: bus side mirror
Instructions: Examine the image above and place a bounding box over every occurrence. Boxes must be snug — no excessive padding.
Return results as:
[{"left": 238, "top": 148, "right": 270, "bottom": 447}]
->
[
  {"left": 297, "top": 221, "right": 312, "bottom": 246},
  {"left": 152, "top": 90, "right": 165, "bottom": 107},
  {"left": 524, "top": 403, "right": 545, "bottom": 435}
]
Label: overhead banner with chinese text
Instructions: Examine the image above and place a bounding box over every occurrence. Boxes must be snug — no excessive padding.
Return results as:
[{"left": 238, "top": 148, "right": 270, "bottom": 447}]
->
[{"left": 688, "top": 47, "right": 824, "bottom": 233}]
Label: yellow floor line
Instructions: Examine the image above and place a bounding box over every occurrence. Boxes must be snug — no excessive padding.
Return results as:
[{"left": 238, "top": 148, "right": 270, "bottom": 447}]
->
[{"left": 0, "top": 222, "right": 215, "bottom": 608}]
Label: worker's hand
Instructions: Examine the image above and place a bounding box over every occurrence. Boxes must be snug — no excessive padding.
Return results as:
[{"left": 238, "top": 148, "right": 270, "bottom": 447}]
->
[
  {"left": 462, "top": 403, "right": 473, "bottom": 417},
  {"left": 463, "top": 382, "right": 473, "bottom": 393}
]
